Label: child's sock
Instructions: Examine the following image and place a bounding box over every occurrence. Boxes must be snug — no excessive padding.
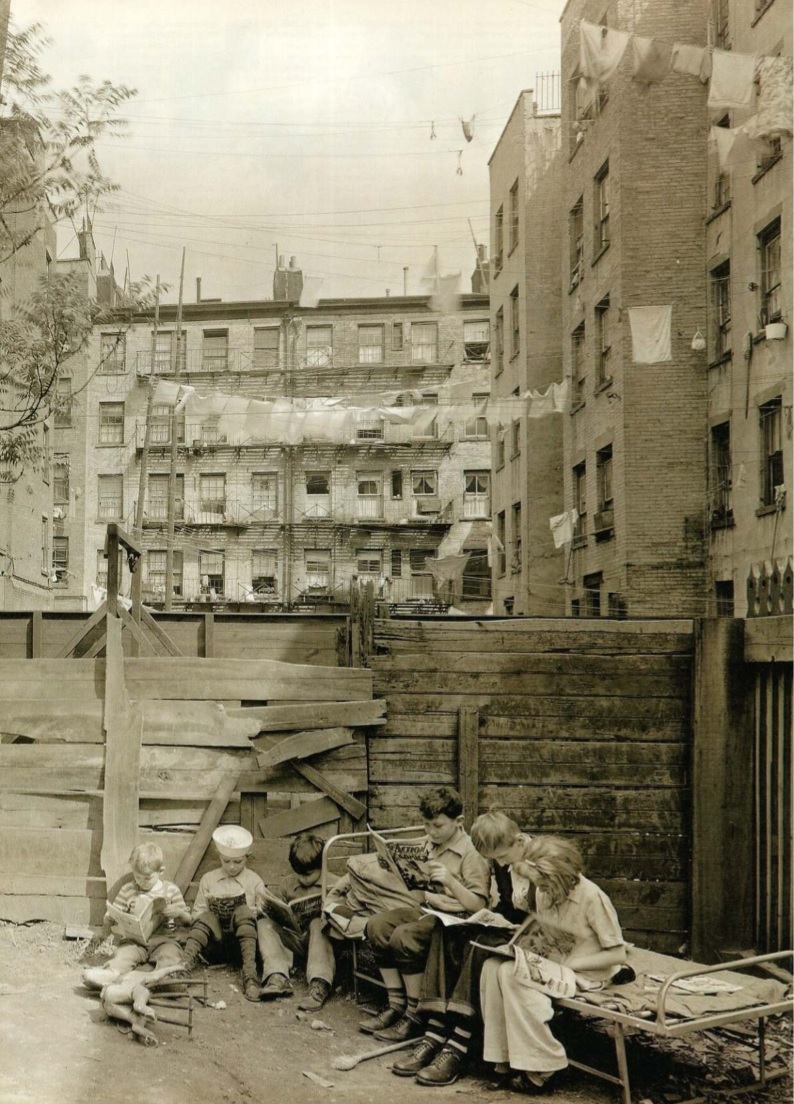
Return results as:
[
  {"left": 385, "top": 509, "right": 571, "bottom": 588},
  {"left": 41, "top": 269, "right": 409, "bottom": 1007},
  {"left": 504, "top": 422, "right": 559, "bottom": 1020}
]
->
[
  {"left": 425, "top": 1016, "right": 448, "bottom": 1046},
  {"left": 446, "top": 1017, "right": 473, "bottom": 1056},
  {"left": 405, "top": 995, "right": 420, "bottom": 1022},
  {"left": 387, "top": 985, "right": 407, "bottom": 1013}
]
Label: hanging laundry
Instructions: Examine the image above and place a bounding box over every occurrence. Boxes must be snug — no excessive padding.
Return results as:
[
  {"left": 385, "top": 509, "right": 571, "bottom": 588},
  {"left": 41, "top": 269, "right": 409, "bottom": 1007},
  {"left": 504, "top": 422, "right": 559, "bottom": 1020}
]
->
[
  {"left": 549, "top": 509, "right": 578, "bottom": 550},
  {"left": 742, "top": 55, "right": 793, "bottom": 140},
  {"left": 430, "top": 272, "right": 462, "bottom": 313},
  {"left": 708, "top": 50, "right": 757, "bottom": 109},
  {"left": 455, "top": 149, "right": 464, "bottom": 175},
  {"left": 631, "top": 35, "right": 672, "bottom": 86},
  {"left": 430, "top": 121, "right": 437, "bottom": 140},
  {"left": 671, "top": 42, "right": 711, "bottom": 83},
  {"left": 527, "top": 384, "right": 555, "bottom": 419},
  {"left": 426, "top": 554, "right": 470, "bottom": 585},
  {"left": 461, "top": 116, "right": 475, "bottom": 143},
  {"left": 579, "top": 20, "right": 631, "bottom": 84},
  {"left": 152, "top": 379, "right": 194, "bottom": 408},
  {"left": 299, "top": 275, "right": 324, "bottom": 308},
  {"left": 627, "top": 305, "right": 673, "bottom": 363},
  {"left": 552, "top": 379, "right": 569, "bottom": 412},
  {"left": 710, "top": 123, "right": 754, "bottom": 169}
]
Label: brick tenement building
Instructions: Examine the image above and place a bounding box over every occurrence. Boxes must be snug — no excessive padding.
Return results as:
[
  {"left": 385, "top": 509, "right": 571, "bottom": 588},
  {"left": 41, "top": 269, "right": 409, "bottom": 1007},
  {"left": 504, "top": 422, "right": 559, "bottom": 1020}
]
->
[
  {"left": 55, "top": 260, "right": 492, "bottom": 612},
  {"left": 489, "top": 91, "right": 565, "bottom": 616},
  {"left": 559, "top": 0, "right": 711, "bottom": 618},
  {"left": 705, "top": 0, "right": 792, "bottom": 616}
]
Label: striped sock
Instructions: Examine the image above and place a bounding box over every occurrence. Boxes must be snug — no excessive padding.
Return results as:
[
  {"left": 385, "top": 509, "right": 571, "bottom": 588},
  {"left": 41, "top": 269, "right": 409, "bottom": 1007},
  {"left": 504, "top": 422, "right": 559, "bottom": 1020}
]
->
[
  {"left": 387, "top": 986, "right": 407, "bottom": 1012},
  {"left": 425, "top": 1016, "right": 447, "bottom": 1046},
  {"left": 447, "top": 1023, "right": 473, "bottom": 1055},
  {"left": 406, "top": 995, "right": 420, "bottom": 1021}
]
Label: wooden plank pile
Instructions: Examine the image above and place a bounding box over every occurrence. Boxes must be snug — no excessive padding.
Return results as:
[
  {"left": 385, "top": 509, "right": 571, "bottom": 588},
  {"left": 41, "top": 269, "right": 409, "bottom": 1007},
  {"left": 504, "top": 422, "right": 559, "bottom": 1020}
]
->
[
  {"left": 370, "top": 617, "right": 695, "bottom": 954},
  {"left": 0, "top": 626, "right": 382, "bottom": 925}
]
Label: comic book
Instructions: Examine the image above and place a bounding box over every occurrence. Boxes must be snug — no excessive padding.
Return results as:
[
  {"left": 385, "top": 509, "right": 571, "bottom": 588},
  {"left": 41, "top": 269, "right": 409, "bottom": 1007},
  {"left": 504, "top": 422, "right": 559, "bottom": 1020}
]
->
[
  {"left": 471, "top": 912, "right": 578, "bottom": 999},
  {"left": 421, "top": 907, "right": 519, "bottom": 930},
  {"left": 367, "top": 825, "right": 436, "bottom": 891},
  {"left": 206, "top": 892, "right": 247, "bottom": 931},
  {"left": 260, "top": 889, "right": 322, "bottom": 935},
  {"left": 106, "top": 896, "right": 166, "bottom": 946}
]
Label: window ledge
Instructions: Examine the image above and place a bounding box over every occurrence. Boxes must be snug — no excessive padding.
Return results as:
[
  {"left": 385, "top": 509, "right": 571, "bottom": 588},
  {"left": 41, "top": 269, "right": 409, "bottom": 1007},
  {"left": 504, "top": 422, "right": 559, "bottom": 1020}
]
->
[
  {"left": 708, "top": 352, "right": 732, "bottom": 369},
  {"left": 96, "top": 442, "right": 125, "bottom": 448},
  {"left": 495, "top": 462, "right": 505, "bottom": 473},
  {"left": 591, "top": 243, "right": 610, "bottom": 267},
  {"left": 570, "top": 400, "right": 586, "bottom": 415},
  {"left": 568, "top": 276, "right": 583, "bottom": 295},
  {"left": 568, "top": 137, "right": 584, "bottom": 164},
  {"left": 509, "top": 351, "right": 520, "bottom": 362},
  {"left": 510, "top": 451, "right": 521, "bottom": 461},
  {"left": 752, "top": 0, "right": 776, "bottom": 26},
  {"left": 710, "top": 515, "right": 735, "bottom": 531},
  {"left": 572, "top": 535, "right": 588, "bottom": 550},
  {"left": 706, "top": 201, "right": 732, "bottom": 225},
  {"left": 594, "top": 528, "right": 615, "bottom": 542},
  {"left": 461, "top": 435, "right": 489, "bottom": 442},
  {"left": 594, "top": 378, "right": 613, "bottom": 395},
  {"left": 507, "top": 243, "right": 519, "bottom": 258},
  {"left": 756, "top": 503, "right": 785, "bottom": 518},
  {"left": 752, "top": 153, "right": 783, "bottom": 184}
]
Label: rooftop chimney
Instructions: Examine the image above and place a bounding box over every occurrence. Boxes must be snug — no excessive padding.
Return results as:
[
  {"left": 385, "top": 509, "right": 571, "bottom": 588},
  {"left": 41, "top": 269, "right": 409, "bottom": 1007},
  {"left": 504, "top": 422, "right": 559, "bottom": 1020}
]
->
[
  {"left": 273, "top": 254, "right": 304, "bottom": 302},
  {"left": 471, "top": 243, "right": 490, "bottom": 293}
]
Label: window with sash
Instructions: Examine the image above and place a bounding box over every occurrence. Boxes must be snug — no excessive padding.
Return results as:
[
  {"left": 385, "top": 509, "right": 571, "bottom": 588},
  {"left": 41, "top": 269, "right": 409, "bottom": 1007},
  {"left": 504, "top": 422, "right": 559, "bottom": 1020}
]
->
[
  {"left": 759, "top": 219, "right": 781, "bottom": 324},
  {"left": 358, "top": 324, "right": 385, "bottom": 364},
  {"left": 306, "top": 325, "right": 332, "bottom": 367},
  {"left": 146, "top": 549, "right": 183, "bottom": 599},
  {"left": 100, "top": 333, "right": 126, "bottom": 374},
  {"left": 759, "top": 398, "right": 784, "bottom": 507},
  {"left": 411, "top": 322, "right": 438, "bottom": 364},
  {"left": 99, "top": 402, "right": 124, "bottom": 445},
  {"left": 253, "top": 327, "right": 280, "bottom": 369},
  {"left": 595, "top": 296, "right": 611, "bottom": 386},
  {"left": 463, "top": 320, "right": 489, "bottom": 362},
  {"left": 202, "top": 329, "right": 228, "bottom": 371},
  {"left": 200, "top": 473, "right": 226, "bottom": 514},
  {"left": 711, "top": 261, "right": 731, "bottom": 358},
  {"left": 199, "top": 551, "right": 224, "bottom": 596},
  {"left": 304, "top": 549, "right": 331, "bottom": 592},
  {"left": 98, "top": 474, "right": 123, "bottom": 519},
  {"left": 464, "top": 471, "right": 490, "bottom": 518},
  {"left": 594, "top": 162, "right": 610, "bottom": 255},
  {"left": 570, "top": 198, "right": 584, "bottom": 288},
  {"left": 251, "top": 549, "right": 278, "bottom": 596}
]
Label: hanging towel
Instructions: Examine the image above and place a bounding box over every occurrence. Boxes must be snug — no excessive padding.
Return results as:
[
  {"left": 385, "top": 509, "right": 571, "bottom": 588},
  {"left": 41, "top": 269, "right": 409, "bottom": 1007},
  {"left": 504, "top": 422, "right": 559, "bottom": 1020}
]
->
[
  {"left": 298, "top": 275, "right": 324, "bottom": 308},
  {"left": 430, "top": 272, "right": 462, "bottom": 313},
  {"left": 527, "top": 383, "right": 555, "bottom": 419},
  {"left": 579, "top": 21, "right": 631, "bottom": 84},
  {"left": 627, "top": 306, "right": 673, "bottom": 363},
  {"left": 710, "top": 123, "right": 755, "bottom": 169},
  {"left": 671, "top": 42, "right": 711, "bottom": 83},
  {"left": 742, "top": 56, "right": 793, "bottom": 140},
  {"left": 631, "top": 35, "right": 672, "bottom": 85},
  {"left": 552, "top": 379, "right": 569, "bottom": 412},
  {"left": 461, "top": 116, "right": 475, "bottom": 143},
  {"left": 549, "top": 509, "right": 578, "bottom": 549},
  {"left": 709, "top": 50, "right": 757, "bottom": 109}
]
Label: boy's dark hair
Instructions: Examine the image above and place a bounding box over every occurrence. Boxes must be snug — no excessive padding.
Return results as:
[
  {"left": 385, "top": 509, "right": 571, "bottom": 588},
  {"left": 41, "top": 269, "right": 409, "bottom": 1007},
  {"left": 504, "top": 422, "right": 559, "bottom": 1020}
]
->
[
  {"left": 288, "top": 833, "right": 325, "bottom": 875},
  {"left": 419, "top": 786, "right": 463, "bottom": 821}
]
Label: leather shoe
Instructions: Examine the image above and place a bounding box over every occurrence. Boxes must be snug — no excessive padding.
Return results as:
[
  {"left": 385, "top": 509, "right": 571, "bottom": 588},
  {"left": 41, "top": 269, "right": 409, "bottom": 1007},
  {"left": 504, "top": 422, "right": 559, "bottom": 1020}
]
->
[
  {"left": 259, "top": 973, "right": 293, "bottom": 1000},
  {"left": 374, "top": 1013, "right": 423, "bottom": 1043},
  {"left": 511, "top": 1070, "right": 562, "bottom": 1094},
  {"left": 391, "top": 1036, "right": 444, "bottom": 1077},
  {"left": 359, "top": 1005, "right": 404, "bottom": 1035},
  {"left": 415, "top": 1045, "right": 466, "bottom": 1086}
]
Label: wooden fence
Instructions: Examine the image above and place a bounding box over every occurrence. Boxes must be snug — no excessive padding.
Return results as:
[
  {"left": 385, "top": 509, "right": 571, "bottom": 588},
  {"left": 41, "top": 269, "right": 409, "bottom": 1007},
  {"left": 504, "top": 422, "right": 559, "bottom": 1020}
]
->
[{"left": 369, "top": 618, "right": 695, "bottom": 954}]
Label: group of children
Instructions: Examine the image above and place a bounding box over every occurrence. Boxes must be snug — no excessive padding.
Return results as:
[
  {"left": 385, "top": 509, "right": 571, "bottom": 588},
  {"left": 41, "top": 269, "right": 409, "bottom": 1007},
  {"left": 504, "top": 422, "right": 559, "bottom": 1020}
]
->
[{"left": 89, "top": 787, "right": 627, "bottom": 1095}]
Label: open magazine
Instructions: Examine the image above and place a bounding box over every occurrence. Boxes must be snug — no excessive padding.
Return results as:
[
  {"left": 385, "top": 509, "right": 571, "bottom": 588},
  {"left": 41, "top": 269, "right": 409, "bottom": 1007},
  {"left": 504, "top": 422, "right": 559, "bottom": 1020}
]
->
[
  {"left": 260, "top": 889, "right": 322, "bottom": 935},
  {"left": 106, "top": 896, "right": 166, "bottom": 946},
  {"left": 368, "top": 825, "right": 436, "bottom": 891},
  {"left": 206, "top": 892, "right": 247, "bottom": 931},
  {"left": 471, "top": 940, "right": 577, "bottom": 999},
  {"left": 421, "top": 907, "right": 519, "bottom": 930}
]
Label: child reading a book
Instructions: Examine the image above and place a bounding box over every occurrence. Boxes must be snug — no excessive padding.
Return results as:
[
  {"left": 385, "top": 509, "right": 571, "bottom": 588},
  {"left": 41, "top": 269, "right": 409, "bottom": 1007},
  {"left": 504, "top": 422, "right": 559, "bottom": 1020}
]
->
[
  {"left": 257, "top": 833, "right": 335, "bottom": 1009},
  {"left": 361, "top": 787, "right": 490, "bottom": 1045},
  {"left": 95, "top": 842, "right": 192, "bottom": 979},
  {"left": 475, "top": 816, "right": 626, "bottom": 1094},
  {"left": 181, "top": 825, "right": 268, "bottom": 1002}
]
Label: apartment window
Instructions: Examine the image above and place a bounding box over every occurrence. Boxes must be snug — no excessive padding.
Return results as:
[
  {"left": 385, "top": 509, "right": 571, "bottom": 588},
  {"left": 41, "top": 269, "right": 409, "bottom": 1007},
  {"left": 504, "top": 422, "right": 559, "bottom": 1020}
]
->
[
  {"left": 413, "top": 392, "right": 438, "bottom": 438},
  {"left": 511, "top": 502, "right": 522, "bottom": 572},
  {"left": 571, "top": 323, "right": 586, "bottom": 406},
  {"left": 596, "top": 445, "right": 614, "bottom": 538},
  {"left": 711, "top": 261, "right": 732, "bottom": 358},
  {"left": 759, "top": 398, "right": 784, "bottom": 507},
  {"left": 54, "top": 377, "right": 72, "bottom": 428},
  {"left": 759, "top": 219, "right": 781, "bottom": 324},
  {"left": 496, "top": 430, "right": 506, "bottom": 469},
  {"left": 711, "top": 422, "right": 733, "bottom": 526},
  {"left": 595, "top": 296, "right": 611, "bottom": 387},
  {"left": 356, "top": 549, "right": 382, "bottom": 577},
  {"left": 358, "top": 324, "right": 385, "bottom": 364},
  {"left": 304, "top": 549, "right": 330, "bottom": 593},
  {"left": 510, "top": 286, "right": 520, "bottom": 355},
  {"left": 715, "top": 580, "right": 734, "bottom": 617},
  {"left": 392, "top": 322, "right": 404, "bottom": 351},
  {"left": 40, "top": 516, "right": 49, "bottom": 575},
  {"left": 98, "top": 474, "right": 123, "bottom": 519},
  {"left": 756, "top": 135, "right": 783, "bottom": 177},
  {"left": 461, "top": 549, "right": 491, "bottom": 599},
  {"left": 42, "top": 425, "right": 50, "bottom": 485},
  {"left": 252, "top": 472, "right": 278, "bottom": 514},
  {"left": 411, "top": 322, "right": 438, "bottom": 364},
  {"left": 99, "top": 402, "right": 124, "bottom": 445},
  {"left": 463, "top": 320, "right": 490, "bottom": 362},
  {"left": 594, "top": 162, "right": 610, "bottom": 256},
  {"left": 202, "top": 329, "right": 228, "bottom": 371},
  {"left": 583, "top": 572, "right": 603, "bottom": 617},
  {"left": 573, "top": 463, "right": 587, "bottom": 545},
  {"left": 569, "top": 198, "right": 584, "bottom": 289},
  {"left": 200, "top": 473, "right": 226, "bottom": 513},
  {"left": 146, "top": 473, "right": 184, "bottom": 521},
  {"left": 251, "top": 549, "right": 278, "bottom": 596},
  {"left": 494, "top": 309, "right": 504, "bottom": 374},
  {"left": 463, "top": 471, "right": 490, "bottom": 518},
  {"left": 496, "top": 511, "right": 507, "bottom": 576},
  {"left": 412, "top": 470, "right": 437, "bottom": 497},
  {"left": 356, "top": 416, "right": 384, "bottom": 440},
  {"left": 199, "top": 551, "right": 224, "bottom": 597},
  {"left": 409, "top": 549, "right": 434, "bottom": 598},
  {"left": 149, "top": 403, "right": 185, "bottom": 446},
  {"left": 154, "top": 331, "right": 186, "bottom": 374},
  {"left": 712, "top": 0, "right": 730, "bottom": 48},
  {"left": 494, "top": 205, "right": 504, "bottom": 273},
  {"left": 390, "top": 549, "right": 402, "bottom": 577},
  {"left": 146, "top": 549, "right": 183, "bottom": 599},
  {"left": 52, "top": 536, "right": 69, "bottom": 583},
  {"left": 357, "top": 472, "right": 383, "bottom": 518},
  {"left": 713, "top": 117, "right": 732, "bottom": 209},
  {"left": 305, "top": 471, "right": 331, "bottom": 517},
  {"left": 53, "top": 455, "right": 69, "bottom": 506},
  {"left": 306, "top": 325, "right": 333, "bottom": 367},
  {"left": 464, "top": 393, "right": 489, "bottom": 438},
  {"left": 509, "top": 180, "right": 519, "bottom": 252},
  {"left": 100, "top": 332, "right": 126, "bottom": 374},
  {"left": 253, "top": 327, "right": 280, "bottom": 369},
  {"left": 391, "top": 469, "right": 403, "bottom": 499},
  {"left": 510, "top": 419, "right": 521, "bottom": 458}
]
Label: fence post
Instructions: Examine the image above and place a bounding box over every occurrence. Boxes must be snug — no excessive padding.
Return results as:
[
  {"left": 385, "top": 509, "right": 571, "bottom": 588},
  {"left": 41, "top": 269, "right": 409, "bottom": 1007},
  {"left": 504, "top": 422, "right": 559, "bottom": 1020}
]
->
[
  {"left": 458, "top": 706, "right": 479, "bottom": 830},
  {"left": 692, "top": 618, "right": 753, "bottom": 962}
]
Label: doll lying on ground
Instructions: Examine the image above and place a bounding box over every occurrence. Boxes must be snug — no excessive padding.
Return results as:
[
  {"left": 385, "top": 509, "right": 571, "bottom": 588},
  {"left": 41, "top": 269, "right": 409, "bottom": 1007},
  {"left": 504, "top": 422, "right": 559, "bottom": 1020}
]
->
[{"left": 82, "top": 962, "right": 184, "bottom": 1046}]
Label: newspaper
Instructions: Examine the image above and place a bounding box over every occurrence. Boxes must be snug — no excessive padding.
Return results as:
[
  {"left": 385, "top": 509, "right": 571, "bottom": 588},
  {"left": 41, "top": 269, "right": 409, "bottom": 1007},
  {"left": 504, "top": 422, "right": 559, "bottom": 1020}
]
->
[
  {"left": 368, "top": 825, "right": 436, "bottom": 891},
  {"left": 421, "top": 907, "right": 518, "bottom": 930},
  {"left": 471, "top": 940, "right": 577, "bottom": 999},
  {"left": 106, "top": 896, "right": 166, "bottom": 946},
  {"left": 206, "top": 892, "right": 247, "bottom": 931},
  {"left": 647, "top": 972, "right": 742, "bottom": 995},
  {"left": 260, "top": 889, "right": 322, "bottom": 935}
]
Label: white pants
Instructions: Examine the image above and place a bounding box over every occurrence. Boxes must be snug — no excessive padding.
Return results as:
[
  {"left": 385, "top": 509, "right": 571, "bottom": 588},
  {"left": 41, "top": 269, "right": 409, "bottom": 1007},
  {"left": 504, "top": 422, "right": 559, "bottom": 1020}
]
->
[
  {"left": 480, "top": 956, "right": 568, "bottom": 1073},
  {"left": 258, "top": 916, "right": 335, "bottom": 985}
]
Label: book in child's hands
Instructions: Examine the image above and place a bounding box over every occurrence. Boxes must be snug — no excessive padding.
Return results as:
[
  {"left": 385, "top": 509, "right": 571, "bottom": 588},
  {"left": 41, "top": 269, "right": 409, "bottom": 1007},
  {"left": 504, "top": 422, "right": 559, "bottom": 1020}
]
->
[
  {"left": 421, "top": 907, "right": 519, "bottom": 930},
  {"left": 106, "top": 896, "right": 166, "bottom": 946},
  {"left": 206, "top": 892, "right": 247, "bottom": 931},
  {"left": 260, "top": 889, "right": 322, "bottom": 934},
  {"left": 470, "top": 941, "right": 577, "bottom": 999},
  {"left": 368, "top": 825, "right": 437, "bottom": 892}
]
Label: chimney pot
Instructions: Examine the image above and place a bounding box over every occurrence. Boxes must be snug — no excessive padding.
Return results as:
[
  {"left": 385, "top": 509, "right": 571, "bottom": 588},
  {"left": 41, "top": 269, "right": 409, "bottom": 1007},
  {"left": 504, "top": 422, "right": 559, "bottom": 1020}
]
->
[
  {"left": 196, "top": 277, "right": 202, "bottom": 302},
  {"left": 279, "top": 254, "right": 285, "bottom": 268},
  {"left": 289, "top": 256, "right": 297, "bottom": 269}
]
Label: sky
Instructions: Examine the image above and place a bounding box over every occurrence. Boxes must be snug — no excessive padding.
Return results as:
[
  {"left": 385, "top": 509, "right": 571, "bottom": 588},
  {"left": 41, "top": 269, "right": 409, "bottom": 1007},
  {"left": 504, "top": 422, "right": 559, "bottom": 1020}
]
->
[{"left": 12, "top": 0, "right": 565, "bottom": 303}]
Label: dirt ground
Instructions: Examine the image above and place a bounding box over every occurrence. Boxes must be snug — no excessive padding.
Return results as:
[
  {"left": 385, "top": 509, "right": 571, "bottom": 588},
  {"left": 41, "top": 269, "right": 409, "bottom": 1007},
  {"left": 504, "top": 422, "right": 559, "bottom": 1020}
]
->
[{"left": 0, "top": 923, "right": 790, "bottom": 1104}]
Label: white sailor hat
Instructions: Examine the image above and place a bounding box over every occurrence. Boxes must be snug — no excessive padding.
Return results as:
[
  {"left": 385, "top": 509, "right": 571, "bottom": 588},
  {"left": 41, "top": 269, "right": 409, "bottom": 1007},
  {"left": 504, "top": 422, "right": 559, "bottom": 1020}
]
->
[{"left": 212, "top": 825, "right": 253, "bottom": 858}]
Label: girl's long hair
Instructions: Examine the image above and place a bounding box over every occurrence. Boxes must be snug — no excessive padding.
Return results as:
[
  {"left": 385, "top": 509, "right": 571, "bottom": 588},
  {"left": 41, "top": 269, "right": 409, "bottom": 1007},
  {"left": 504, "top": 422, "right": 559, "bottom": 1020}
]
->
[{"left": 519, "top": 835, "right": 583, "bottom": 906}]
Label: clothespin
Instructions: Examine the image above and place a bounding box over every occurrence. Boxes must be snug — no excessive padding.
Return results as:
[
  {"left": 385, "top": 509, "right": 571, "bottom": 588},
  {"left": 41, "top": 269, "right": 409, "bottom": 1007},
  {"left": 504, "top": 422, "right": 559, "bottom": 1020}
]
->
[{"left": 430, "top": 121, "right": 437, "bottom": 140}]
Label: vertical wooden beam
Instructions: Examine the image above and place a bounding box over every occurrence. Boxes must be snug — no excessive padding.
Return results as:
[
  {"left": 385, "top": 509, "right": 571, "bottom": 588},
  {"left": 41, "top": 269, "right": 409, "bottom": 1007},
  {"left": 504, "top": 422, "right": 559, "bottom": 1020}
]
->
[
  {"left": 458, "top": 706, "right": 479, "bottom": 830},
  {"left": 174, "top": 772, "right": 240, "bottom": 894},
  {"left": 203, "top": 611, "right": 215, "bottom": 658},
  {"left": 101, "top": 615, "right": 142, "bottom": 889},
  {"left": 692, "top": 618, "right": 753, "bottom": 962},
  {"left": 105, "top": 526, "right": 120, "bottom": 618},
  {"left": 30, "top": 610, "right": 43, "bottom": 658}
]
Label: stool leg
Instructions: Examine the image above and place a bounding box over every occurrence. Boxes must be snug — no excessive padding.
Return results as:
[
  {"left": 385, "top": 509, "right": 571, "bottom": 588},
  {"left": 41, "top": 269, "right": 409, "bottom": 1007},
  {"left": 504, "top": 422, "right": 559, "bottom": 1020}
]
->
[
  {"left": 758, "top": 1017, "right": 766, "bottom": 1086},
  {"left": 612, "top": 1025, "right": 632, "bottom": 1104}
]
